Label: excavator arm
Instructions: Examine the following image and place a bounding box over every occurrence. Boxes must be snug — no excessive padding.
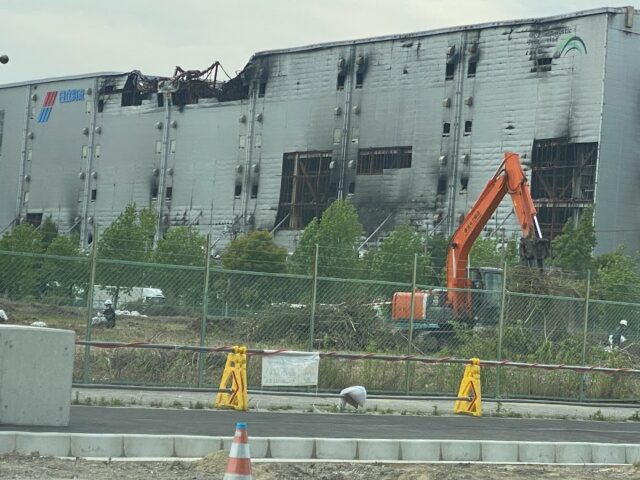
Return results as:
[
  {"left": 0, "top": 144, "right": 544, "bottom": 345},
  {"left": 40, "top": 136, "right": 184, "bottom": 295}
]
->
[{"left": 446, "top": 152, "right": 548, "bottom": 315}]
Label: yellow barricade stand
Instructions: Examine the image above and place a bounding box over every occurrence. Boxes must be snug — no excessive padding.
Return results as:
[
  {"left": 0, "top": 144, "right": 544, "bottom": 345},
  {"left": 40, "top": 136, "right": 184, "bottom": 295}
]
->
[
  {"left": 215, "top": 345, "right": 248, "bottom": 411},
  {"left": 453, "top": 357, "right": 482, "bottom": 417}
]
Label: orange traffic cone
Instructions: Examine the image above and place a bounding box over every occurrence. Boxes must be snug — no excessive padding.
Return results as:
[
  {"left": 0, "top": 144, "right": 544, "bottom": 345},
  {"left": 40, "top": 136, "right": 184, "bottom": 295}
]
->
[{"left": 224, "top": 422, "right": 252, "bottom": 480}]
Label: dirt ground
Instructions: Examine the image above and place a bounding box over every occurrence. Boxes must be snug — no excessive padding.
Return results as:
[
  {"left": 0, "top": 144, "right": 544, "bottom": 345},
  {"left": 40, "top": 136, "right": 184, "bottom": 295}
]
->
[{"left": 1, "top": 453, "right": 639, "bottom": 480}]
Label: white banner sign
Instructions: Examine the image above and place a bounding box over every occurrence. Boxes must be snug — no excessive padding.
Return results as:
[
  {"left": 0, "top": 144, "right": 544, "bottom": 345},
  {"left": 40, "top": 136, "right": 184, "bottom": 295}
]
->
[{"left": 261, "top": 351, "right": 320, "bottom": 387}]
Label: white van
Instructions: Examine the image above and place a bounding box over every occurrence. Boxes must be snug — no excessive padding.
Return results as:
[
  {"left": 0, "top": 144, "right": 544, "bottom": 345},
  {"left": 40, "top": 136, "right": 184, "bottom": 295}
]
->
[{"left": 92, "top": 286, "right": 165, "bottom": 309}]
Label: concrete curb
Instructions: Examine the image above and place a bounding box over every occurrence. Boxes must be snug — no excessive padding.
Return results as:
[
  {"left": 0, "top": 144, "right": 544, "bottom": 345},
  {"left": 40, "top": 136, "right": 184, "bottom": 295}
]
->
[{"left": 1, "top": 432, "right": 638, "bottom": 464}]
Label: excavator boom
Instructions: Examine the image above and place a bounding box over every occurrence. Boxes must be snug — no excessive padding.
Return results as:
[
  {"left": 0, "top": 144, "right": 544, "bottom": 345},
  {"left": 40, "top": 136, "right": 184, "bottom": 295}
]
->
[{"left": 446, "top": 152, "right": 548, "bottom": 315}]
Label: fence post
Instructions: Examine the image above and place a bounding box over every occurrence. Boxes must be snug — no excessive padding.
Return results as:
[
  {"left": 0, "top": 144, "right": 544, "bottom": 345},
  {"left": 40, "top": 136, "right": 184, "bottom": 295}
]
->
[
  {"left": 405, "top": 253, "right": 418, "bottom": 394},
  {"left": 309, "top": 244, "right": 319, "bottom": 351},
  {"left": 579, "top": 270, "right": 591, "bottom": 401},
  {"left": 83, "top": 224, "right": 98, "bottom": 384},
  {"left": 198, "top": 234, "right": 211, "bottom": 388},
  {"left": 495, "top": 261, "right": 508, "bottom": 399}
]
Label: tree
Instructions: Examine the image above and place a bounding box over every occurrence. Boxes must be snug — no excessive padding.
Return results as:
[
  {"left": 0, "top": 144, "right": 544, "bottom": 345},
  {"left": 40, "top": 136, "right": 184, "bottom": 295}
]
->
[
  {"left": 155, "top": 227, "right": 205, "bottom": 267},
  {"left": 0, "top": 223, "right": 44, "bottom": 253},
  {"left": 425, "top": 233, "right": 450, "bottom": 286},
  {"left": 98, "top": 204, "right": 156, "bottom": 262},
  {"left": 368, "top": 224, "right": 432, "bottom": 284},
  {"left": 213, "top": 230, "right": 289, "bottom": 314},
  {"left": 153, "top": 227, "right": 206, "bottom": 310},
  {"left": 40, "top": 216, "right": 59, "bottom": 250},
  {"left": 290, "top": 199, "right": 362, "bottom": 278},
  {"left": 96, "top": 204, "right": 157, "bottom": 307},
  {"left": 42, "top": 234, "right": 88, "bottom": 305},
  {"left": 470, "top": 235, "right": 519, "bottom": 269},
  {"left": 221, "top": 230, "right": 287, "bottom": 273},
  {"left": 592, "top": 246, "right": 640, "bottom": 302},
  {"left": 551, "top": 206, "right": 596, "bottom": 273},
  {"left": 46, "top": 234, "right": 82, "bottom": 257},
  {"left": 288, "top": 218, "right": 319, "bottom": 275},
  {"left": 0, "top": 223, "right": 44, "bottom": 298}
]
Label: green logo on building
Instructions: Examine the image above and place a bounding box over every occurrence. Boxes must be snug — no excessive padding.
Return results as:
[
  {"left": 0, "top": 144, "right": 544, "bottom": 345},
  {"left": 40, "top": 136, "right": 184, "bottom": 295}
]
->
[{"left": 554, "top": 35, "right": 588, "bottom": 57}]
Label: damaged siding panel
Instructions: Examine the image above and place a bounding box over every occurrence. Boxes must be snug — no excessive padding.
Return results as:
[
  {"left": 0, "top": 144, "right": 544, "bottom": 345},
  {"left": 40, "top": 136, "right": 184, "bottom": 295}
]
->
[
  {"left": 262, "top": 49, "right": 344, "bottom": 100},
  {"left": 253, "top": 153, "right": 283, "bottom": 230},
  {"left": 355, "top": 169, "right": 413, "bottom": 204},
  {"left": 275, "top": 151, "right": 332, "bottom": 230},
  {"left": 0, "top": 9, "right": 636, "bottom": 253},
  {"left": 256, "top": 48, "right": 342, "bottom": 228},
  {"left": 352, "top": 36, "right": 445, "bottom": 207},
  {"left": 560, "top": 17, "right": 607, "bottom": 142},
  {"left": 459, "top": 17, "right": 606, "bottom": 240}
]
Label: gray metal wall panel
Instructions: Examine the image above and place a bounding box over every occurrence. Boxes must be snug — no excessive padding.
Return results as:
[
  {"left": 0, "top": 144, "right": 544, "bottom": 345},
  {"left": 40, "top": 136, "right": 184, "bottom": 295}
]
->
[
  {"left": 0, "top": 85, "right": 28, "bottom": 233},
  {"left": 596, "top": 12, "right": 640, "bottom": 253},
  {"left": 168, "top": 102, "right": 245, "bottom": 235},
  {"left": 24, "top": 79, "right": 95, "bottom": 230},
  {"left": 90, "top": 107, "right": 164, "bottom": 228}
]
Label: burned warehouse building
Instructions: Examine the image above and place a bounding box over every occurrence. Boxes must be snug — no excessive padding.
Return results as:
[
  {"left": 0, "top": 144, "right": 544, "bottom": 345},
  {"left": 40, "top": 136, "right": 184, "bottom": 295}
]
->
[{"left": 1, "top": 6, "right": 639, "bottom": 254}]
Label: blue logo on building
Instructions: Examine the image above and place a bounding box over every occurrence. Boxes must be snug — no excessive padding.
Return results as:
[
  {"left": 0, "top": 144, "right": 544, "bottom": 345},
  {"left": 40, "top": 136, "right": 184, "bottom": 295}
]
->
[
  {"left": 37, "top": 91, "right": 58, "bottom": 123},
  {"left": 59, "top": 89, "right": 85, "bottom": 103},
  {"left": 36, "top": 88, "right": 86, "bottom": 123}
]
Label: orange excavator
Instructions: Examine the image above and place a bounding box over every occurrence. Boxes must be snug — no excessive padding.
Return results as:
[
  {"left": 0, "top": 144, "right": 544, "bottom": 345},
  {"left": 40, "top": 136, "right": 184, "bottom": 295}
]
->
[{"left": 391, "top": 152, "right": 548, "bottom": 348}]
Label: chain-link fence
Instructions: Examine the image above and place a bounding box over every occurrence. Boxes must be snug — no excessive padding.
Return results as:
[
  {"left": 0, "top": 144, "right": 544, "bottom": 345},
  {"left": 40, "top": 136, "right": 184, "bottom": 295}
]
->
[{"left": 0, "top": 248, "right": 638, "bottom": 400}]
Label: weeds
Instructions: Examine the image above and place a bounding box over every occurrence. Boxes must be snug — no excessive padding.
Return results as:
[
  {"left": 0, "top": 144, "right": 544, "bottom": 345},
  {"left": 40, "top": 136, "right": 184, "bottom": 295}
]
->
[
  {"left": 4, "top": 297, "right": 634, "bottom": 402},
  {"left": 267, "top": 405, "right": 294, "bottom": 411},
  {"left": 589, "top": 409, "right": 607, "bottom": 421}
]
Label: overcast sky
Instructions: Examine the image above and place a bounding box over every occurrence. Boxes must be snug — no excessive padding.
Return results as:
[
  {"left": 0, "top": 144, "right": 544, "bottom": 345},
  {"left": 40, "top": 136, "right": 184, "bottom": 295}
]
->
[{"left": 0, "top": 1, "right": 634, "bottom": 84}]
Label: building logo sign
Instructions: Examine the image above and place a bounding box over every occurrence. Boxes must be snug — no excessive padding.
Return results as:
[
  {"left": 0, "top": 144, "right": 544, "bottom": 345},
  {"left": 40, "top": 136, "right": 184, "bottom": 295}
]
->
[
  {"left": 59, "top": 88, "right": 85, "bottom": 103},
  {"left": 37, "top": 91, "right": 57, "bottom": 123},
  {"left": 554, "top": 34, "right": 587, "bottom": 57},
  {"left": 36, "top": 88, "right": 86, "bottom": 123}
]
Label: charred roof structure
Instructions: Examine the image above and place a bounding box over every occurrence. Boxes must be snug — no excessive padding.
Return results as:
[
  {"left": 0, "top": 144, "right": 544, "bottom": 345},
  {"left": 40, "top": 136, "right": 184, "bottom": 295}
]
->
[{"left": 0, "top": 7, "right": 639, "bottom": 254}]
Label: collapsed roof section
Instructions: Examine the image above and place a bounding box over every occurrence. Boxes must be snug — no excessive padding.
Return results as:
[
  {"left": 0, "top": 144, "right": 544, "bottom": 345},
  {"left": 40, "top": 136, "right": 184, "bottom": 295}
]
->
[{"left": 98, "top": 58, "right": 269, "bottom": 108}]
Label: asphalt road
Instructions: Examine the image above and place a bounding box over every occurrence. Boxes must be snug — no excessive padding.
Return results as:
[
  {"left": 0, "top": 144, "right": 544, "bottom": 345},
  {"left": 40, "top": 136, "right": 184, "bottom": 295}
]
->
[{"left": 2, "top": 406, "right": 639, "bottom": 443}]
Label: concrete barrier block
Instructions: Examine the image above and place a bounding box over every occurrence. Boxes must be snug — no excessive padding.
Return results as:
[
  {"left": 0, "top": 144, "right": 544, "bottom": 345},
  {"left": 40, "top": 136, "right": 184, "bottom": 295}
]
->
[
  {"left": 518, "top": 442, "right": 555, "bottom": 463},
  {"left": 0, "top": 325, "right": 75, "bottom": 427},
  {"left": 357, "top": 439, "right": 400, "bottom": 461},
  {"left": 626, "top": 445, "right": 640, "bottom": 464},
  {"left": 221, "top": 437, "right": 233, "bottom": 451},
  {"left": 315, "top": 439, "right": 357, "bottom": 460},
  {"left": 123, "top": 435, "right": 174, "bottom": 458},
  {"left": 441, "top": 440, "right": 480, "bottom": 462},
  {"left": 174, "top": 436, "right": 221, "bottom": 458},
  {"left": 400, "top": 440, "right": 440, "bottom": 461},
  {"left": 0, "top": 432, "right": 16, "bottom": 454},
  {"left": 481, "top": 441, "right": 518, "bottom": 462},
  {"left": 249, "top": 437, "right": 269, "bottom": 459},
  {"left": 269, "top": 437, "right": 314, "bottom": 459},
  {"left": 555, "top": 442, "right": 591, "bottom": 464},
  {"left": 220, "top": 436, "right": 268, "bottom": 458},
  {"left": 70, "top": 434, "right": 123, "bottom": 458},
  {"left": 15, "top": 432, "right": 70, "bottom": 457},
  {"left": 591, "top": 443, "right": 626, "bottom": 464}
]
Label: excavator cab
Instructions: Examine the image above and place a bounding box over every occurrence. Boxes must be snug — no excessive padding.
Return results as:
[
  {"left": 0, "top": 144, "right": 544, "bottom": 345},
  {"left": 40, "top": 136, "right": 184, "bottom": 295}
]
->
[
  {"left": 469, "top": 267, "right": 503, "bottom": 326},
  {"left": 469, "top": 267, "right": 503, "bottom": 291}
]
